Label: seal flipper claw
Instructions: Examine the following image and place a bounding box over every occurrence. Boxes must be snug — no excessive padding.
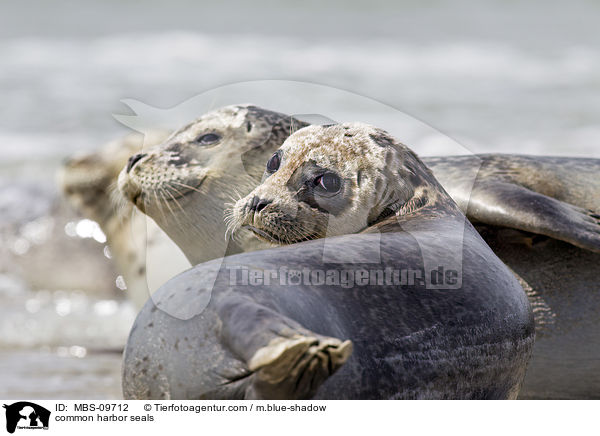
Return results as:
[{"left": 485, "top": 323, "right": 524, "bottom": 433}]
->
[
  {"left": 246, "top": 336, "right": 352, "bottom": 400},
  {"left": 466, "top": 181, "right": 600, "bottom": 253},
  {"left": 217, "top": 296, "right": 352, "bottom": 399}
]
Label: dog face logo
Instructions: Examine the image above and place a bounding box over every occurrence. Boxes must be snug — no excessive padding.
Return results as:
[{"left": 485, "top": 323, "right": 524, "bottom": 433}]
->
[{"left": 3, "top": 402, "right": 50, "bottom": 433}]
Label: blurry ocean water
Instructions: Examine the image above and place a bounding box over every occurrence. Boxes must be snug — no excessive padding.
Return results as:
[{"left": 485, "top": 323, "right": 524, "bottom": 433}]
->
[{"left": 0, "top": 0, "right": 598, "bottom": 398}]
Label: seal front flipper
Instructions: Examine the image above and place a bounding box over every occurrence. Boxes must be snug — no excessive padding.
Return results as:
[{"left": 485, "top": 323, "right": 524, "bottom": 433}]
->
[
  {"left": 217, "top": 296, "right": 353, "bottom": 400},
  {"left": 466, "top": 181, "right": 600, "bottom": 253}
]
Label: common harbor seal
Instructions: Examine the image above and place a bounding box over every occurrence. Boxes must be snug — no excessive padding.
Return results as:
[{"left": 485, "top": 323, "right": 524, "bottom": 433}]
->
[
  {"left": 117, "top": 106, "right": 306, "bottom": 264},
  {"left": 59, "top": 131, "right": 190, "bottom": 309},
  {"left": 122, "top": 123, "right": 534, "bottom": 399},
  {"left": 118, "top": 104, "right": 600, "bottom": 398}
]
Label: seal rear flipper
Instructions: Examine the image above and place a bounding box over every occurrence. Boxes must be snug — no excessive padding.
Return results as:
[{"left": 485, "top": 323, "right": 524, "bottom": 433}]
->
[
  {"left": 466, "top": 181, "right": 600, "bottom": 253},
  {"left": 217, "top": 296, "right": 353, "bottom": 400}
]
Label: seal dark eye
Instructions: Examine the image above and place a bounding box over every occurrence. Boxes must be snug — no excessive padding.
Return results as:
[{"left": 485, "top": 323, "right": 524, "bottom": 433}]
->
[
  {"left": 196, "top": 133, "right": 221, "bottom": 145},
  {"left": 315, "top": 172, "right": 341, "bottom": 193},
  {"left": 266, "top": 152, "right": 281, "bottom": 172}
]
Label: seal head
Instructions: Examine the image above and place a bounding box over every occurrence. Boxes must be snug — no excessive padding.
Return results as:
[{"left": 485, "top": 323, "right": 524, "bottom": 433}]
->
[
  {"left": 60, "top": 131, "right": 168, "bottom": 226},
  {"left": 118, "top": 104, "right": 307, "bottom": 263},
  {"left": 230, "top": 122, "right": 459, "bottom": 244}
]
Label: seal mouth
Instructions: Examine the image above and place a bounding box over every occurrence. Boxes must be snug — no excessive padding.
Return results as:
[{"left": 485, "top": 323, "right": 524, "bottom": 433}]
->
[
  {"left": 132, "top": 191, "right": 146, "bottom": 213},
  {"left": 244, "top": 225, "right": 283, "bottom": 244},
  {"left": 244, "top": 224, "right": 316, "bottom": 245},
  {"left": 132, "top": 176, "right": 207, "bottom": 212}
]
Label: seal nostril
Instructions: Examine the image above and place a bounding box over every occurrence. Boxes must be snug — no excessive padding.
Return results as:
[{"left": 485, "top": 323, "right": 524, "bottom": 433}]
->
[
  {"left": 127, "top": 153, "right": 147, "bottom": 173},
  {"left": 256, "top": 201, "right": 270, "bottom": 213},
  {"left": 250, "top": 196, "right": 272, "bottom": 213}
]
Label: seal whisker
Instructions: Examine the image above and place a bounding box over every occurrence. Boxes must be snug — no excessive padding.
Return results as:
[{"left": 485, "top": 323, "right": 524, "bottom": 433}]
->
[
  {"left": 153, "top": 189, "right": 170, "bottom": 225},
  {"left": 223, "top": 209, "right": 238, "bottom": 241},
  {"left": 163, "top": 186, "right": 189, "bottom": 216},
  {"left": 160, "top": 187, "right": 210, "bottom": 241},
  {"left": 232, "top": 187, "right": 247, "bottom": 203},
  {"left": 160, "top": 188, "right": 195, "bottom": 236},
  {"left": 158, "top": 189, "right": 186, "bottom": 233},
  {"left": 169, "top": 180, "right": 203, "bottom": 194}
]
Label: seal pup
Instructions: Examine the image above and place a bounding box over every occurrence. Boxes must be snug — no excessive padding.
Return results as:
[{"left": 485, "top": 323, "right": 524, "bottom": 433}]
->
[
  {"left": 59, "top": 131, "right": 190, "bottom": 309},
  {"left": 228, "top": 122, "right": 448, "bottom": 243},
  {"left": 122, "top": 123, "right": 534, "bottom": 399}
]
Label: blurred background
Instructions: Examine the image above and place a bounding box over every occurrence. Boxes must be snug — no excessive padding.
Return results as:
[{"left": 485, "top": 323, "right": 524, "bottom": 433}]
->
[{"left": 1, "top": 0, "right": 598, "bottom": 398}]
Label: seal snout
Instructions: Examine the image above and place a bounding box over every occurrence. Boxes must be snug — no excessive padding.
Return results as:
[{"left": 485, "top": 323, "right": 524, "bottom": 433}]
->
[
  {"left": 126, "top": 153, "right": 147, "bottom": 173},
  {"left": 249, "top": 196, "right": 272, "bottom": 213},
  {"left": 226, "top": 192, "right": 280, "bottom": 242}
]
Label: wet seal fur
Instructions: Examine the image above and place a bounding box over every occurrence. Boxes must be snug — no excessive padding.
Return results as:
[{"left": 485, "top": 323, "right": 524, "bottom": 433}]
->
[{"left": 122, "top": 123, "right": 534, "bottom": 399}]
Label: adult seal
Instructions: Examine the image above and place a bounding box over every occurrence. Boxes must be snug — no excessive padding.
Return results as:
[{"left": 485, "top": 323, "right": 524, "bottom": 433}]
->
[
  {"left": 118, "top": 105, "right": 307, "bottom": 265},
  {"left": 122, "top": 123, "right": 534, "bottom": 399}
]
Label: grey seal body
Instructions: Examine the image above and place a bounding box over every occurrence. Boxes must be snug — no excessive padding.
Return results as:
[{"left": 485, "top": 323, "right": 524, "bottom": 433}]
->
[
  {"left": 478, "top": 227, "right": 600, "bottom": 399},
  {"left": 122, "top": 123, "right": 534, "bottom": 399},
  {"left": 425, "top": 154, "right": 600, "bottom": 253},
  {"left": 123, "top": 223, "right": 534, "bottom": 399},
  {"left": 124, "top": 228, "right": 533, "bottom": 399},
  {"left": 426, "top": 154, "right": 600, "bottom": 398}
]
